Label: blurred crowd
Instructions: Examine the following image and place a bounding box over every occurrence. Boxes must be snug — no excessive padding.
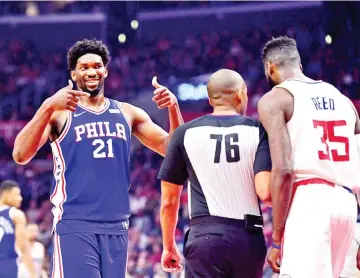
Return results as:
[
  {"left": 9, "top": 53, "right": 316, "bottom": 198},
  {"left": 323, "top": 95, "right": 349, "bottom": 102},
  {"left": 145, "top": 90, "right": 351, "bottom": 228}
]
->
[
  {"left": 0, "top": 1, "right": 242, "bottom": 16},
  {"left": 1, "top": 22, "right": 360, "bottom": 123},
  {"left": 1, "top": 2, "right": 360, "bottom": 277}
]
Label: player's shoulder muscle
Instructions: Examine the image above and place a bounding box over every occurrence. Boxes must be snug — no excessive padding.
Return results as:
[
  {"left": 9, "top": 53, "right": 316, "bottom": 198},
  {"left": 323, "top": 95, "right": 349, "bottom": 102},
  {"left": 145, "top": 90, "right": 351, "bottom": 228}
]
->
[
  {"left": 9, "top": 208, "right": 26, "bottom": 225},
  {"left": 258, "top": 88, "right": 292, "bottom": 117}
]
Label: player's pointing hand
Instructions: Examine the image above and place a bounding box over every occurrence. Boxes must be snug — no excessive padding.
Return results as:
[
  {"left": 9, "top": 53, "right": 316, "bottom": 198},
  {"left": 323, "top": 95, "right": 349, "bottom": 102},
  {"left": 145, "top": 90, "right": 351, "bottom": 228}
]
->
[
  {"left": 47, "top": 80, "right": 90, "bottom": 112},
  {"left": 152, "top": 76, "right": 178, "bottom": 109}
]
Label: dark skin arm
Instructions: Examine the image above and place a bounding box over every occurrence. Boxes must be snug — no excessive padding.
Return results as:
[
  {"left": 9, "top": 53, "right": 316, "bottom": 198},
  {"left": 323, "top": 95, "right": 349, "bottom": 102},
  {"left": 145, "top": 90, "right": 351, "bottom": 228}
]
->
[
  {"left": 13, "top": 80, "right": 88, "bottom": 164},
  {"left": 160, "top": 181, "right": 183, "bottom": 272},
  {"left": 160, "top": 181, "right": 183, "bottom": 250},
  {"left": 119, "top": 77, "right": 183, "bottom": 157},
  {"left": 121, "top": 103, "right": 183, "bottom": 157},
  {"left": 258, "top": 87, "right": 294, "bottom": 272}
]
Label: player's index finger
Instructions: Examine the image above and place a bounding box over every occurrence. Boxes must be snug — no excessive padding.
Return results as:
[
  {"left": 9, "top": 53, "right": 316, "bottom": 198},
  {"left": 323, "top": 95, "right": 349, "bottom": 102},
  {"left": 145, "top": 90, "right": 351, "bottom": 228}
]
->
[
  {"left": 154, "top": 87, "right": 167, "bottom": 95},
  {"left": 67, "top": 79, "right": 73, "bottom": 89}
]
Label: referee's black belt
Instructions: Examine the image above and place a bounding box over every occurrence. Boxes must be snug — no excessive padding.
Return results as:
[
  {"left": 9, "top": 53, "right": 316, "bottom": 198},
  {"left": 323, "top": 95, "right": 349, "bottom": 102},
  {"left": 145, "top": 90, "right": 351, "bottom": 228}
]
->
[{"left": 190, "top": 215, "right": 245, "bottom": 228}]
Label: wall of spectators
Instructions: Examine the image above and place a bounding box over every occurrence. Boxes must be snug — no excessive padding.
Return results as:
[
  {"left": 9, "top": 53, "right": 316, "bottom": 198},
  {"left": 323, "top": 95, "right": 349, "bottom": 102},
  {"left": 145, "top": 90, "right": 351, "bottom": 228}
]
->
[{"left": 1, "top": 22, "right": 360, "bottom": 147}]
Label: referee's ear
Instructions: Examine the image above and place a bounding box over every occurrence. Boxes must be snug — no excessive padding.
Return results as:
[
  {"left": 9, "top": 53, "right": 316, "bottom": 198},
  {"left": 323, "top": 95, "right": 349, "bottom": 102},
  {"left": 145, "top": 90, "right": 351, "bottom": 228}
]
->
[
  {"left": 208, "top": 98, "right": 214, "bottom": 108},
  {"left": 237, "top": 87, "right": 247, "bottom": 109}
]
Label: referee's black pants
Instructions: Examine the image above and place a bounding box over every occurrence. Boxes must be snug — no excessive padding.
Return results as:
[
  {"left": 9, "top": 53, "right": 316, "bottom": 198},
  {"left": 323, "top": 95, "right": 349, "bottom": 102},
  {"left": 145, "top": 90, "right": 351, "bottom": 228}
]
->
[{"left": 183, "top": 216, "right": 267, "bottom": 278}]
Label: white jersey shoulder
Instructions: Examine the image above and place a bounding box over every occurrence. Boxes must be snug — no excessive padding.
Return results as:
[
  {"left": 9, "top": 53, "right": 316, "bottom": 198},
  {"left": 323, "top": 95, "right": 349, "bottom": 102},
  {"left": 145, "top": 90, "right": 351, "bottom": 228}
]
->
[{"left": 275, "top": 78, "right": 360, "bottom": 190}]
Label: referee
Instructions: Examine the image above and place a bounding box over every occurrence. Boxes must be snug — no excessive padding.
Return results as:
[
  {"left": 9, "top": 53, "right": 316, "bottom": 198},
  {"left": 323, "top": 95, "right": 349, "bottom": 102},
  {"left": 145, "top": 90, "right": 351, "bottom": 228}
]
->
[{"left": 158, "top": 69, "right": 272, "bottom": 278}]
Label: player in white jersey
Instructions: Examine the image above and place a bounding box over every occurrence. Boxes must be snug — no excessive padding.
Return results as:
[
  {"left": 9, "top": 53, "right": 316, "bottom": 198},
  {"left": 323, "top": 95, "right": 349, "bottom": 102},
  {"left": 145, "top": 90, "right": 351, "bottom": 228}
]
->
[
  {"left": 257, "top": 36, "right": 360, "bottom": 278},
  {"left": 18, "top": 224, "right": 45, "bottom": 278},
  {"left": 340, "top": 221, "right": 360, "bottom": 278}
]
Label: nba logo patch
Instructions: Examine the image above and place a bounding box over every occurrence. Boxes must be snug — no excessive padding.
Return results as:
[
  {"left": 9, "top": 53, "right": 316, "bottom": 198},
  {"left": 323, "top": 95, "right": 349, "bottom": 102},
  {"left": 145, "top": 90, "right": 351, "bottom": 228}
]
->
[{"left": 109, "top": 109, "right": 120, "bottom": 114}]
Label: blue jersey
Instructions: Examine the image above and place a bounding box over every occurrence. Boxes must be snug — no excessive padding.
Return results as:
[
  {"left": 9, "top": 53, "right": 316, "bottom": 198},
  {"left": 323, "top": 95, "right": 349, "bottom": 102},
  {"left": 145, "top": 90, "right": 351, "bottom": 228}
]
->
[
  {"left": 50, "top": 98, "right": 131, "bottom": 235},
  {"left": 0, "top": 206, "right": 17, "bottom": 261}
]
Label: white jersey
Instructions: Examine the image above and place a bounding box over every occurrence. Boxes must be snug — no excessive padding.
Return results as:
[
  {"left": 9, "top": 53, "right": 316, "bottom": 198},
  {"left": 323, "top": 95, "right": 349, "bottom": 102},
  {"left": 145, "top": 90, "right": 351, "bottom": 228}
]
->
[
  {"left": 275, "top": 78, "right": 360, "bottom": 191},
  {"left": 340, "top": 223, "right": 360, "bottom": 277},
  {"left": 18, "top": 241, "right": 45, "bottom": 278}
]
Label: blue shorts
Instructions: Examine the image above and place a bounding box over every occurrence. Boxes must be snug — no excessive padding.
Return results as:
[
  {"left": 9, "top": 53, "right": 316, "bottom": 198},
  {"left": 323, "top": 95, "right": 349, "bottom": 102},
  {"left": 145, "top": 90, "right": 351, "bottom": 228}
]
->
[
  {"left": 0, "top": 260, "right": 18, "bottom": 278},
  {"left": 51, "top": 232, "right": 128, "bottom": 278}
]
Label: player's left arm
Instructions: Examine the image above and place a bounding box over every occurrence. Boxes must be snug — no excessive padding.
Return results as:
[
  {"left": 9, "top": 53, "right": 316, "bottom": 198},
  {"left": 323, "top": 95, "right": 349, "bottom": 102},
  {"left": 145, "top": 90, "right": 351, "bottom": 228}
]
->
[
  {"left": 130, "top": 105, "right": 181, "bottom": 157},
  {"left": 130, "top": 78, "right": 183, "bottom": 156},
  {"left": 257, "top": 88, "right": 294, "bottom": 246}
]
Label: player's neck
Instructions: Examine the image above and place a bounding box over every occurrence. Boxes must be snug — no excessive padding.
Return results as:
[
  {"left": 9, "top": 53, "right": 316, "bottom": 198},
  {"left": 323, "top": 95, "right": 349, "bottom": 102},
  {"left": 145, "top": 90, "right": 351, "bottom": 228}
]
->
[
  {"left": 78, "top": 93, "right": 106, "bottom": 111},
  {"left": 279, "top": 68, "right": 311, "bottom": 83},
  {"left": 212, "top": 106, "right": 239, "bottom": 116}
]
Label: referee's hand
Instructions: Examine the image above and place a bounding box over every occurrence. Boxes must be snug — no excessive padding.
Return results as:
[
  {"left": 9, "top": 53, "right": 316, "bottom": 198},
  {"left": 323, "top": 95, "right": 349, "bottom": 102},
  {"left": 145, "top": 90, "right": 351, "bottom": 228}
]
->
[
  {"left": 161, "top": 246, "right": 183, "bottom": 273},
  {"left": 267, "top": 246, "right": 281, "bottom": 273}
]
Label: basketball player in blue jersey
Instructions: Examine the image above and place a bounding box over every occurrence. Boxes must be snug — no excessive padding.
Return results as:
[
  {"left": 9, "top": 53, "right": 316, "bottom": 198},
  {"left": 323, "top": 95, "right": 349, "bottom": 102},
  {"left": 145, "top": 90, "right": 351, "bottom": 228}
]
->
[
  {"left": 0, "top": 180, "right": 35, "bottom": 278},
  {"left": 13, "top": 39, "right": 184, "bottom": 278}
]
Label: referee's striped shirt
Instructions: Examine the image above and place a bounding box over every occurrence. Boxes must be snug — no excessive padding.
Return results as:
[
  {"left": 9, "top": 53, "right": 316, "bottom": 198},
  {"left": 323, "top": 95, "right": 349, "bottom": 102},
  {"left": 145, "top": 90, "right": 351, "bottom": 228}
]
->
[{"left": 158, "top": 114, "right": 272, "bottom": 220}]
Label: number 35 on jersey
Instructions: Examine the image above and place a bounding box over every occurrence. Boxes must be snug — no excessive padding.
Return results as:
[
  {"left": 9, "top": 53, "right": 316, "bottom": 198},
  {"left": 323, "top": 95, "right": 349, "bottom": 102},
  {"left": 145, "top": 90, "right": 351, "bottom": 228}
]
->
[{"left": 313, "top": 120, "right": 349, "bottom": 162}]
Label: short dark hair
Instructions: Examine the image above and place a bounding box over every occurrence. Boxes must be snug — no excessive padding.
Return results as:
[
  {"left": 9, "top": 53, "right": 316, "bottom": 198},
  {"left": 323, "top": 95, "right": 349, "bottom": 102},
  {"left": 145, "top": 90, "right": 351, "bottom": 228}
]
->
[
  {"left": 0, "top": 180, "right": 19, "bottom": 197},
  {"left": 67, "top": 38, "right": 110, "bottom": 70},
  {"left": 261, "top": 36, "right": 301, "bottom": 67}
]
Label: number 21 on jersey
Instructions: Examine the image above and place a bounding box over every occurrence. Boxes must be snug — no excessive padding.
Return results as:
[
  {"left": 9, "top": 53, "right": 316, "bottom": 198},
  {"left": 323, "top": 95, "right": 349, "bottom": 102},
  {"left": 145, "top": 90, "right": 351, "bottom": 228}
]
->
[
  {"left": 313, "top": 120, "right": 349, "bottom": 162},
  {"left": 92, "top": 139, "right": 114, "bottom": 158}
]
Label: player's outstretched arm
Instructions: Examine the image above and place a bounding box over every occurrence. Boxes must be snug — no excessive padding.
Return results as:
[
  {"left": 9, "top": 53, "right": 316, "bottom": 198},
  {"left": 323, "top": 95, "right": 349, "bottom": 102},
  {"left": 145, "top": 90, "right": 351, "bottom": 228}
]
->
[
  {"left": 127, "top": 105, "right": 169, "bottom": 156},
  {"left": 12, "top": 209, "right": 36, "bottom": 278},
  {"left": 258, "top": 88, "right": 294, "bottom": 271},
  {"left": 13, "top": 80, "right": 89, "bottom": 164}
]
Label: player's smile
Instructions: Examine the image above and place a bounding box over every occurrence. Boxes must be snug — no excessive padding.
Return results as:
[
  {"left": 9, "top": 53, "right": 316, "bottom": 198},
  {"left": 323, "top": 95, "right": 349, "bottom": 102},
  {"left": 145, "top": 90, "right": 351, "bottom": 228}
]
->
[{"left": 85, "top": 78, "right": 100, "bottom": 88}]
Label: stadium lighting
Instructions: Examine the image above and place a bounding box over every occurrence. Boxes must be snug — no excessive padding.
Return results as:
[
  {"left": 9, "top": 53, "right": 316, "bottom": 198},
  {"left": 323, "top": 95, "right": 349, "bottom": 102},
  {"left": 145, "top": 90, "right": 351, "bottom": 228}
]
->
[
  {"left": 118, "top": 34, "right": 126, "bottom": 44},
  {"left": 325, "top": 35, "right": 332, "bottom": 45},
  {"left": 131, "top": 20, "right": 139, "bottom": 30},
  {"left": 26, "top": 2, "right": 39, "bottom": 16}
]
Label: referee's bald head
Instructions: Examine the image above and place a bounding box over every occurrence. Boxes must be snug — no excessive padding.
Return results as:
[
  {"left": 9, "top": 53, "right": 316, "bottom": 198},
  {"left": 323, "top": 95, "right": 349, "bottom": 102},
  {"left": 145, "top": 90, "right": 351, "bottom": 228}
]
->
[{"left": 207, "top": 69, "right": 248, "bottom": 114}]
